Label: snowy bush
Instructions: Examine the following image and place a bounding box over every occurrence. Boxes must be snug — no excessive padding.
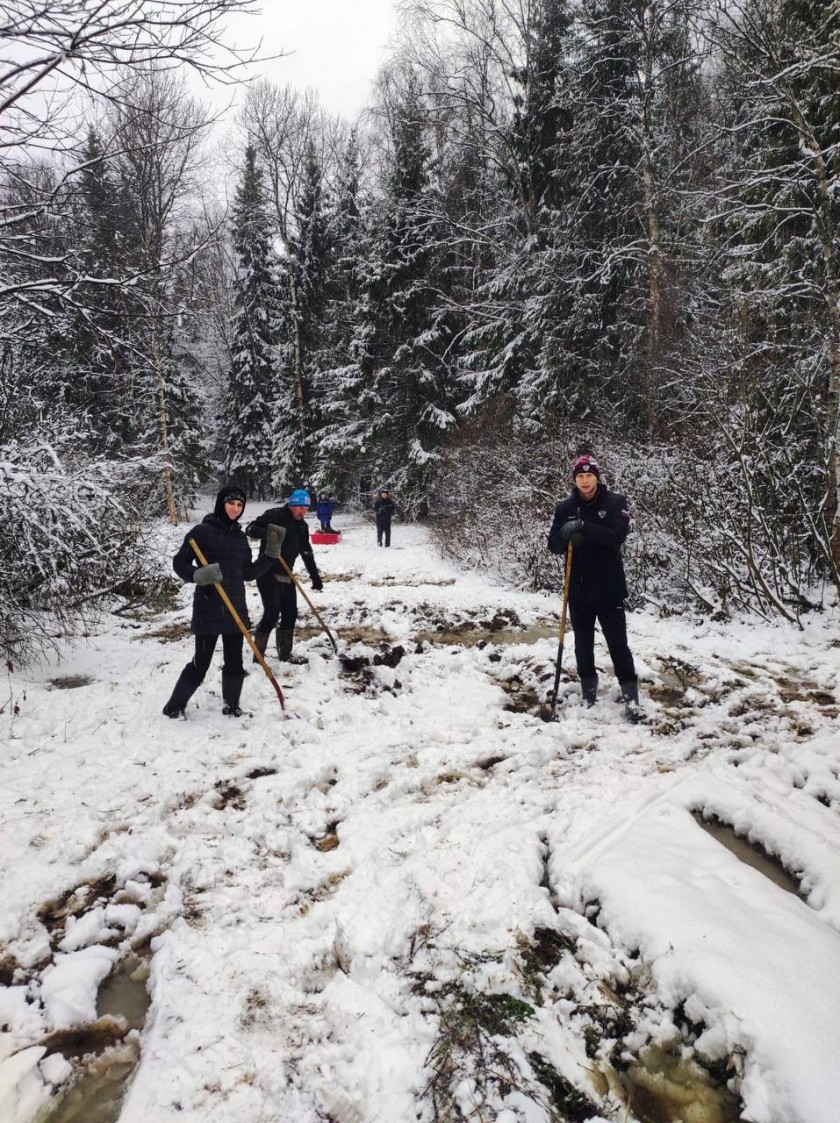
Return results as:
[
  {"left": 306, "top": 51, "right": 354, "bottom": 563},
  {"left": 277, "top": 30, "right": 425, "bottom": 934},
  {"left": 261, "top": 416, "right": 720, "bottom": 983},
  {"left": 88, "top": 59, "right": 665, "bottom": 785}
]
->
[
  {"left": 428, "top": 404, "right": 827, "bottom": 622},
  {"left": 0, "top": 440, "right": 167, "bottom": 666}
]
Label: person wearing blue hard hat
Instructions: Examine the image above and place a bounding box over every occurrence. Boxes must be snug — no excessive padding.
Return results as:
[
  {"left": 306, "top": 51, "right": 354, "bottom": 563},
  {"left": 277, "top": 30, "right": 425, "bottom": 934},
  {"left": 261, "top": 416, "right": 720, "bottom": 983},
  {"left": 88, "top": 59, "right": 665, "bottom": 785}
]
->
[{"left": 246, "top": 488, "right": 324, "bottom": 664}]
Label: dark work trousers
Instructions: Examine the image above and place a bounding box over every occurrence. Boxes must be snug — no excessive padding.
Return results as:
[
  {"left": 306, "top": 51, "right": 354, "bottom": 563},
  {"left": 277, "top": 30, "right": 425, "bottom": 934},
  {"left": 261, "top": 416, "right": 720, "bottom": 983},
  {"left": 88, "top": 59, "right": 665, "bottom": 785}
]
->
[
  {"left": 193, "top": 633, "right": 244, "bottom": 678},
  {"left": 376, "top": 518, "right": 392, "bottom": 547},
  {"left": 255, "top": 574, "right": 298, "bottom": 633},
  {"left": 569, "top": 601, "right": 636, "bottom": 682}
]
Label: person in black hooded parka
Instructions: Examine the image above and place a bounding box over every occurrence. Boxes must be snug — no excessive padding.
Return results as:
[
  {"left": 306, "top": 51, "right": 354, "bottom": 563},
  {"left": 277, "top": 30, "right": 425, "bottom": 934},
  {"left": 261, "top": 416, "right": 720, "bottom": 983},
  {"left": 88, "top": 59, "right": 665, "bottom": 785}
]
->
[
  {"left": 547, "top": 454, "right": 639, "bottom": 712},
  {"left": 162, "top": 484, "right": 278, "bottom": 718}
]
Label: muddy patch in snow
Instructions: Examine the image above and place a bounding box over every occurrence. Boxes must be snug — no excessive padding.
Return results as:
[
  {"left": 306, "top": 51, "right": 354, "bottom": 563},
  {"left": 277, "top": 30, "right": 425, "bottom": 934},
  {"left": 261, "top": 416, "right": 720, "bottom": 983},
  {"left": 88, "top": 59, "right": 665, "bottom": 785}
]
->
[
  {"left": 416, "top": 624, "right": 557, "bottom": 648},
  {"left": 296, "top": 624, "right": 388, "bottom": 646},
  {"left": 212, "top": 780, "right": 247, "bottom": 810},
  {"left": 370, "top": 576, "right": 456, "bottom": 587},
  {"left": 48, "top": 674, "right": 95, "bottom": 690},
  {"left": 136, "top": 620, "right": 192, "bottom": 644},
  {"left": 338, "top": 643, "right": 406, "bottom": 694}
]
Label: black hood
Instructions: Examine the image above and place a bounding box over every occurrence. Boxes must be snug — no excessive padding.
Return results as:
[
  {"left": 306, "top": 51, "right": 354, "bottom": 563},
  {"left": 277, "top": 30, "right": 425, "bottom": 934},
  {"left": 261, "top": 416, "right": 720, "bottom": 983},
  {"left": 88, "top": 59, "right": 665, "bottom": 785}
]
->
[{"left": 214, "top": 484, "right": 247, "bottom": 522}]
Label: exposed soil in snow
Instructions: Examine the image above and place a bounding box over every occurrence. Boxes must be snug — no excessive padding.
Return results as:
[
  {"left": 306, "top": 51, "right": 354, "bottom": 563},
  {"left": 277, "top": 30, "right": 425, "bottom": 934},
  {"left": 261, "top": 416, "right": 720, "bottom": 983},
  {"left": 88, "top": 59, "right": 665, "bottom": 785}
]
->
[{"left": 1, "top": 512, "right": 839, "bottom": 1123}]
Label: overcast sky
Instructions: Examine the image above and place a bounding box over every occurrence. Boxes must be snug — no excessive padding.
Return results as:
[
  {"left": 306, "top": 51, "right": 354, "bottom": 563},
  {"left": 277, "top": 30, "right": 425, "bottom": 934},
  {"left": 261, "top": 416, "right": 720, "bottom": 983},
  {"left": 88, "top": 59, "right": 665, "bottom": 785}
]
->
[{"left": 222, "top": 0, "right": 401, "bottom": 118}]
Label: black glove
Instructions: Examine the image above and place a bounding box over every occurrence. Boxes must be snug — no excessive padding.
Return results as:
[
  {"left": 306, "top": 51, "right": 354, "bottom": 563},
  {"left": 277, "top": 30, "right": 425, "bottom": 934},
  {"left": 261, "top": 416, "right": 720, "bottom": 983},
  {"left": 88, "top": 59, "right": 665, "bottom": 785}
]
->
[
  {"left": 310, "top": 574, "right": 324, "bottom": 592},
  {"left": 569, "top": 530, "right": 585, "bottom": 548},
  {"left": 194, "top": 562, "right": 222, "bottom": 586},
  {"left": 264, "top": 523, "right": 286, "bottom": 560},
  {"left": 559, "top": 519, "right": 584, "bottom": 544}
]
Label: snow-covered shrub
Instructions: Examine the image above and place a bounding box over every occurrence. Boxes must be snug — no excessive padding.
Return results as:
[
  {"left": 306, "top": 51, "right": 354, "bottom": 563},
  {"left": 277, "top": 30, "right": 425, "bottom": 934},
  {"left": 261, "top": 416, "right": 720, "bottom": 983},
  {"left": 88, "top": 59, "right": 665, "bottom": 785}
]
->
[
  {"left": 0, "top": 439, "right": 166, "bottom": 666},
  {"left": 428, "top": 403, "right": 826, "bottom": 621}
]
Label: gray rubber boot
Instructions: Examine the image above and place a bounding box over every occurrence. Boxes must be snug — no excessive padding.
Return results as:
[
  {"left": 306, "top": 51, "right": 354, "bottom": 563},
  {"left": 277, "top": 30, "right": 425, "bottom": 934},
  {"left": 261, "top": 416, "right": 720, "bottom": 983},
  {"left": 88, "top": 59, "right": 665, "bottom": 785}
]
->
[
  {"left": 252, "top": 631, "right": 270, "bottom": 664},
  {"left": 580, "top": 676, "right": 599, "bottom": 707},
  {"left": 276, "top": 628, "right": 307, "bottom": 665}
]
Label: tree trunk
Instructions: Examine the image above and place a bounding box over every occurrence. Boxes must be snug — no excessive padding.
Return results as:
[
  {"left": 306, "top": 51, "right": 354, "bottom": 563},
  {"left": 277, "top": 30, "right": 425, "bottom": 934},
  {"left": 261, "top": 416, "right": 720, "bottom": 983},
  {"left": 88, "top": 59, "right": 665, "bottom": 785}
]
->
[
  {"left": 153, "top": 320, "right": 179, "bottom": 526},
  {"left": 787, "top": 96, "right": 840, "bottom": 585},
  {"left": 641, "top": 0, "right": 663, "bottom": 438}
]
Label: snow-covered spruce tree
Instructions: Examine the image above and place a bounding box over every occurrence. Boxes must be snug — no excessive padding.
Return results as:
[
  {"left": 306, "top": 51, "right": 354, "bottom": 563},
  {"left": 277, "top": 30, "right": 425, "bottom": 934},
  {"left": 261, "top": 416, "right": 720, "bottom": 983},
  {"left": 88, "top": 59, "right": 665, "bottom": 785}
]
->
[
  {"left": 108, "top": 68, "right": 210, "bottom": 520},
  {"left": 705, "top": 0, "right": 840, "bottom": 590},
  {"left": 483, "top": 0, "right": 579, "bottom": 431},
  {"left": 52, "top": 128, "right": 140, "bottom": 451},
  {"left": 270, "top": 142, "right": 332, "bottom": 489},
  {"left": 408, "top": 0, "right": 576, "bottom": 425},
  {"left": 337, "top": 69, "right": 455, "bottom": 515},
  {"left": 315, "top": 130, "right": 368, "bottom": 498},
  {"left": 534, "top": 0, "right": 708, "bottom": 437},
  {"left": 223, "top": 144, "right": 280, "bottom": 498},
  {"left": 237, "top": 82, "right": 344, "bottom": 493}
]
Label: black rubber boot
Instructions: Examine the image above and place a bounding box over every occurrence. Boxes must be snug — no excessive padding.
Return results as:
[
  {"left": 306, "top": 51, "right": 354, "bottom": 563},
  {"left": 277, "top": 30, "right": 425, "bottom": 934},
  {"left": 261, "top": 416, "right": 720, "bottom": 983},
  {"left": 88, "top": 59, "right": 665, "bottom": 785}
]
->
[
  {"left": 619, "top": 679, "right": 643, "bottom": 722},
  {"left": 580, "top": 676, "right": 599, "bottom": 708},
  {"left": 163, "top": 663, "right": 203, "bottom": 718},
  {"left": 252, "top": 631, "right": 270, "bottom": 664},
  {"left": 221, "top": 670, "right": 246, "bottom": 717},
  {"left": 276, "top": 628, "right": 307, "bottom": 665},
  {"left": 620, "top": 679, "right": 639, "bottom": 704}
]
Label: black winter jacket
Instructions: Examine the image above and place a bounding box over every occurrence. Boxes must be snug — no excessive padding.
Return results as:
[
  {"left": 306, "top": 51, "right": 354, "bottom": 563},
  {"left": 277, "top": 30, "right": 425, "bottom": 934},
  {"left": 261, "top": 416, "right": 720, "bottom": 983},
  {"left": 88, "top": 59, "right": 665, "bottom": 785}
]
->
[
  {"left": 245, "top": 505, "right": 320, "bottom": 583},
  {"left": 374, "top": 497, "right": 396, "bottom": 523},
  {"left": 547, "top": 484, "right": 630, "bottom": 604},
  {"left": 173, "top": 514, "right": 271, "bottom": 634}
]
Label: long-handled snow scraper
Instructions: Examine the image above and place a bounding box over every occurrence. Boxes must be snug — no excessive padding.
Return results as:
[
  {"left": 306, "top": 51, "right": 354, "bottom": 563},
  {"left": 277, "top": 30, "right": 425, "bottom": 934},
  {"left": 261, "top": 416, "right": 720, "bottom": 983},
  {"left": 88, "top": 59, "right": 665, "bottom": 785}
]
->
[
  {"left": 189, "top": 537, "right": 286, "bottom": 712},
  {"left": 549, "top": 540, "right": 574, "bottom": 719},
  {"left": 276, "top": 556, "right": 339, "bottom": 654}
]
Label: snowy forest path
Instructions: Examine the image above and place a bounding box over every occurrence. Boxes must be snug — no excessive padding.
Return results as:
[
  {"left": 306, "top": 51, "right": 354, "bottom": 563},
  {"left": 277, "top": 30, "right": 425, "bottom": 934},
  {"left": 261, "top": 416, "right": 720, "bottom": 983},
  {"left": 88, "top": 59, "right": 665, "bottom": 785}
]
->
[{"left": 1, "top": 515, "right": 839, "bottom": 1123}]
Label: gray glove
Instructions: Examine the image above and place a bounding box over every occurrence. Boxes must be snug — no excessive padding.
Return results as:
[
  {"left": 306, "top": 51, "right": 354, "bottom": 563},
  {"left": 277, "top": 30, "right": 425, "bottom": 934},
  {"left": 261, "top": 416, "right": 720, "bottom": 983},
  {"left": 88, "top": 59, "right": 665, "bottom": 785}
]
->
[
  {"left": 194, "top": 562, "right": 222, "bottom": 586},
  {"left": 559, "top": 519, "right": 584, "bottom": 543},
  {"left": 264, "top": 523, "right": 287, "bottom": 560}
]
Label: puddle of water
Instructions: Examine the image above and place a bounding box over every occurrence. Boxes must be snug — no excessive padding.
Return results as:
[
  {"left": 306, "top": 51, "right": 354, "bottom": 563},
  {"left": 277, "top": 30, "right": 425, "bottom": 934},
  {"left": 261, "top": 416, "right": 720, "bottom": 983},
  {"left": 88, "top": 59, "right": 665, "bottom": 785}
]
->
[
  {"left": 35, "top": 1041, "right": 140, "bottom": 1123},
  {"left": 36, "top": 957, "right": 151, "bottom": 1123},
  {"left": 693, "top": 815, "right": 801, "bottom": 897},
  {"left": 597, "top": 1047, "right": 742, "bottom": 1123},
  {"left": 49, "top": 675, "right": 94, "bottom": 690},
  {"left": 416, "top": 626, "right": 557, "bottom": 647},
  {"left": 96, "top": 955, "right": 151, "bottom": 1028},
  {"left": 628, "top": 1045, "right": 741, "bottom": 1123}
]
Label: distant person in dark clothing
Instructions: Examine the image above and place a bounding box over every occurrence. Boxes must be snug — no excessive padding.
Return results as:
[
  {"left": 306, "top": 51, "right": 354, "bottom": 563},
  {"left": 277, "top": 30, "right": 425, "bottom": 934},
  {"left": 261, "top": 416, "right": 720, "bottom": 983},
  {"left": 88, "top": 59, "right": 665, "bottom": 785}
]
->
[
  {"left": 547, "top": 455, "right": 639, "bottom": 713},
  {"left": 316, "top": 492, "right": 335, "bottom": 533},
  {"left": 163, "top": 484, "right": 282, "bottom": 719},
  {"left": 246, "top": 488, "right": 323, "bottom": 664},
  {"left": 374, "top": 489, "right": 396, "bottom": 547}
]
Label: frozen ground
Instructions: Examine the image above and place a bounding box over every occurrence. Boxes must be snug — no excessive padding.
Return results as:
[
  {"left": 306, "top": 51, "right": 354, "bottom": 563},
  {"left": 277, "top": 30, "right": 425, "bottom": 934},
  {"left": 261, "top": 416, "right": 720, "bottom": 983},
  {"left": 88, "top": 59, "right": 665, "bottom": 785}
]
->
[{"left": 1, "top": 508, "right": 839, "bottom": 1123}]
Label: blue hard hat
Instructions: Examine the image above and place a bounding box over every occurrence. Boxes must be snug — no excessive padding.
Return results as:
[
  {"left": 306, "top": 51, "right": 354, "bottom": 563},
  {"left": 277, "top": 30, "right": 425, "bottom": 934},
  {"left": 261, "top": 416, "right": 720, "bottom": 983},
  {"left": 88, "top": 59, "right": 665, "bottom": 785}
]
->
[{"left": 288, "top": 489, "right": 311, "bottom": 506}]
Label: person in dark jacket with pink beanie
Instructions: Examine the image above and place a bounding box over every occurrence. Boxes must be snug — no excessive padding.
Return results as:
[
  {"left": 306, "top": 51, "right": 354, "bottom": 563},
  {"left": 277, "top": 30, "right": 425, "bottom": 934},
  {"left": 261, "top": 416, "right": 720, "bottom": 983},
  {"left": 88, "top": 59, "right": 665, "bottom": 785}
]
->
[{"left": 548, "top": 454, "right": 639, "bottom": 713}]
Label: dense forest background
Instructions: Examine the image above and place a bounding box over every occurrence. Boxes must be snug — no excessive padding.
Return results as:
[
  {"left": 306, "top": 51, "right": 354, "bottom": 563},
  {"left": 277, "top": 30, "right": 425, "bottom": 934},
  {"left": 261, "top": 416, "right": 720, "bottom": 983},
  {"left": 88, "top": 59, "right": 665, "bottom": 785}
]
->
[{"left": 2, "top": 0, "right": 840, "bottom": 663}]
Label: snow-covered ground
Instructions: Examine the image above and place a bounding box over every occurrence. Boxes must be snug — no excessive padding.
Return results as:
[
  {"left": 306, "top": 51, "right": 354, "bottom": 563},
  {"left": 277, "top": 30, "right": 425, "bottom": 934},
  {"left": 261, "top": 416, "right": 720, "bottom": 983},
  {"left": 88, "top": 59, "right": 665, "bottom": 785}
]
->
[{"left": 1, "top": 508, "right": 839, "bottom": 1123}]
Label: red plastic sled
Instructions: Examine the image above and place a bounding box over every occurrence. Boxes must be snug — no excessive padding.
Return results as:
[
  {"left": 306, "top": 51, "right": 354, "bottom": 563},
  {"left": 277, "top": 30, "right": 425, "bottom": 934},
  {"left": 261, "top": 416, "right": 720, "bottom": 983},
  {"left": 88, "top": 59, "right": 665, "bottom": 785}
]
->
[{"left": 311, "top": 531, "right": 341, "bottom": 545}]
